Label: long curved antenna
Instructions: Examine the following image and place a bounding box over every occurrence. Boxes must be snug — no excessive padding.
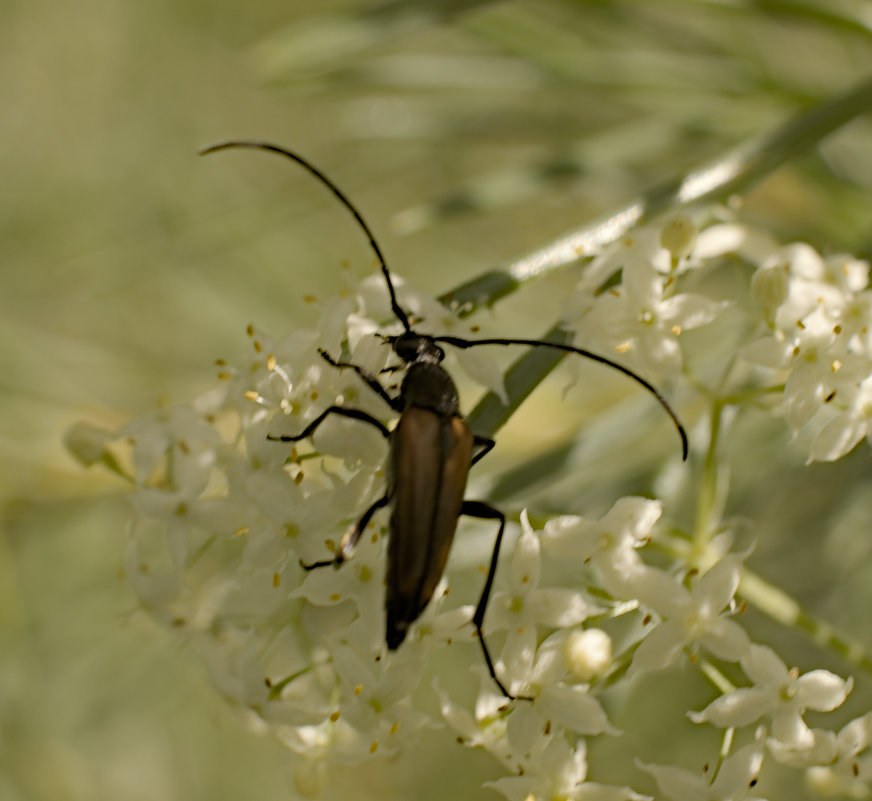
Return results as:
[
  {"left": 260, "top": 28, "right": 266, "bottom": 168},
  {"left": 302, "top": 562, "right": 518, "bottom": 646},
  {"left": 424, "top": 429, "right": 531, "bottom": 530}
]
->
[
  {"left": 433, "top": 335, "right": 688, "bottom": 460},
  {"left": 200, "top": 140, "right": 411, "bottom": 332}
]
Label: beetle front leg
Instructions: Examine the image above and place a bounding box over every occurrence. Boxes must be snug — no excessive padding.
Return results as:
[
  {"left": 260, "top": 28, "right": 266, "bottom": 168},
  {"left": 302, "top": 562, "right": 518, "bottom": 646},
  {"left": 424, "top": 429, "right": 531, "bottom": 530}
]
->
[
  {"left": 460, "top": 500, "right": 528, "bottom": 701},
  {"left": 302, "top": 493, "right": 390, "bottom": 570},
  {"left": 268, "top": 405, "right": 390, "bottom": 443},
  {"left": 319, "top": 349, "right": 403, "bottom": 412}
]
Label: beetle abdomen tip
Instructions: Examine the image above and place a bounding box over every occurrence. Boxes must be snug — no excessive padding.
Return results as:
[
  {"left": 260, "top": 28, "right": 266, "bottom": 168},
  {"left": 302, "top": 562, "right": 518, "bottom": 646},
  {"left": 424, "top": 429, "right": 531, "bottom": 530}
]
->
[{"left": 385, "top": 617, "right": 408, "bottom": 650}]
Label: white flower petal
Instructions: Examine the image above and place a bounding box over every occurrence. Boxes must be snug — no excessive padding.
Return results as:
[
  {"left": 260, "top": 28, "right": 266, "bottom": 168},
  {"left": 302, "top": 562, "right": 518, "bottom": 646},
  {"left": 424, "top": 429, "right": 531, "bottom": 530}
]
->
[
  {"left": 809, "top": 411, "right": 867, "bottom": 462},
  {"left": 659, "top": 293, "right": 726, "bottom": 329},
  {"left": 767, "top": 729, "right": 838, "bottom": 768},
  {"left": 628, "top": 566, "right": 688, "bottom": 618},
  {"left": 510, "top": 526, "right": 541, "bottom": 592},
  {"left": 741, "top": 644, "right": 789, "bottom": 685},
  {"left": 576, "top": 782, "right": 652, "bottom": 801},
  {"left": 505, "top": 702, "right": 544, "bottom": 756},
  {"left": 694, "top": 556, "right": 742, "bottom": 614},
  {"left": 699, "top": 618, "right": 750, "bottom": 662},
  {"left": 527, "top": 589, "right": 600, "bottom": 628},
  {"left": 606, "top": 496, "right": 663, "bottom": 541},
  {"left": 541, "top": 515, "right": 596, "bottom": 558},
  {"left": 689, "top": 687, "right": 778, "bottom": 728},
  {"left": 484, "top": 776, "right": 539, "bottom": 801},
  {"left": 628, "top": 619, "right": 685, "bottom": 676},
  {"left": 538, "top": 684, "right": 618, "bottom": 736},
  {"left": 837, "top": 712, "right": 872, "bottom": 757},
  {"left": 796, "top": 671, "right": 853, "bottom": 712},
  {"left": 772, "top": 705, "right": 815, "bottom": 749},
  {"left": 710, "top": 742, "right": 764, "bottom": 797},
  {"left": 635, "top": 759, "right": 707, "bottom": 801}
]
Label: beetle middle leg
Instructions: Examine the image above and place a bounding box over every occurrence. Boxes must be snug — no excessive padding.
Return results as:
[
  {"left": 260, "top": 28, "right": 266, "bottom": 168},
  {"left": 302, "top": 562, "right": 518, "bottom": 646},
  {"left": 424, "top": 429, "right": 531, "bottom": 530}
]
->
[
  {"left": 269, "top": 406, "right": 391, "bottom": 569},
  {"left": 460, "top": 499, "right": 526, "bottom": 701},
  {"left": 303, "top": 493, "right": 390, "bottom": 569},
  {"left": 471, "top": 434, "right": 495, "bottom": 467}
]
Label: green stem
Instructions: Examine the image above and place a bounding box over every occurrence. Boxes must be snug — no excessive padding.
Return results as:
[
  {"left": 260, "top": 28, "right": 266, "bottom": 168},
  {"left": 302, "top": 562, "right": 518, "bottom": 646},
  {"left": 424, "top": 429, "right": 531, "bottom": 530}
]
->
[
  {"left": 699, "top": 659, "right": 737, "bottom": 696},
  {"left": 739, "top": 569, "right": 872, "bottom": 676},
  {"left": 711, "top": 727, "right": 736, "bottom": 784},
  {"left": 693, "top": 400, "right": 724, "bottom": 550}
]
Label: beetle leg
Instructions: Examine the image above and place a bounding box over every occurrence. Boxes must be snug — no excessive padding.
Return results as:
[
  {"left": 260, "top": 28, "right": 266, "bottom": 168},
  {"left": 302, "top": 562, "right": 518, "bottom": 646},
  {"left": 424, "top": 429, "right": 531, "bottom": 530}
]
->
[
  {"left": 301, "top": 493, "right": 390, "bottom": 570},
  {"left": 268, "top": 405, "right": 390, "bottom": 442},
  {"left": 318, "top": 349, "right": 403, "bottom": 412},
  {"left": 470, "top": 434, "right": 495, "bottom": 467},
  {"left": 460, "top": 500, "right": 528, "bottom": 701}
]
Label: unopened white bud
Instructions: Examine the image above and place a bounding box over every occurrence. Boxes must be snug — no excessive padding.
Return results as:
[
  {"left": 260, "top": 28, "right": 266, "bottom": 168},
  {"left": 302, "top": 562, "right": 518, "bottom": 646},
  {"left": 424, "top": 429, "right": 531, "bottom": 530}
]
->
[
  {"left": 565, "top": 628, "right": 613, "bottom": 682},
  {"left": 63, "top": 421, "right": 113, "bottom": 466},
  {"left": 751, "top": 264, "right": 789, "bottom": 325},
  {"left": 660, "top": 215, "right": 698, "bottom": 261}
]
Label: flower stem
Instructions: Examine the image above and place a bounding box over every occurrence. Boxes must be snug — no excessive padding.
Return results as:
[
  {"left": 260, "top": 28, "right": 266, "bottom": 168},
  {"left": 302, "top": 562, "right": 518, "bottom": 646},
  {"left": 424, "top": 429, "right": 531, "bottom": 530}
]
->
[
  {"left": 739, "top": 568, "right": 872, "bottom": 676},
  {"left": 693, "top": 399, "right": 724, "bottom": 551}
]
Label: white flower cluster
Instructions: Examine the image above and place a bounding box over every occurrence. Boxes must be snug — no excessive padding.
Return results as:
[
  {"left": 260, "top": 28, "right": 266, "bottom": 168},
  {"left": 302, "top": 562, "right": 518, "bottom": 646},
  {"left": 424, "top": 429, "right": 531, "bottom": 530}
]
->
[
  {"left": 567, "top": 217, "right": 872, "bottom": 463},
  {"left": 66, "top": 214, "right": 872, "bottom": 800}
]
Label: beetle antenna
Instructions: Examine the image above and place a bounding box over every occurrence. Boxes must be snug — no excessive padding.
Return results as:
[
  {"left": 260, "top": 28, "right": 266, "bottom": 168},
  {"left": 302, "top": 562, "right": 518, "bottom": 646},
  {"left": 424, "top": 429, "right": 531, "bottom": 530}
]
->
[
  {"left": 200, "top": 140, "right": 412, "bottom": 332},
  {"left": 433, "top": 335, "right": 689, "bottom": 460}
]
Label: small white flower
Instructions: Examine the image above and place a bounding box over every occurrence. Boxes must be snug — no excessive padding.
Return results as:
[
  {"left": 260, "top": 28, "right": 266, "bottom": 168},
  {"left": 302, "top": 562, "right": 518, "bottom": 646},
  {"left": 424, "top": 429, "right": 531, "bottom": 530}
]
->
[
  {"left": 575, "top": 257, "right": 726, "bottom": 376},
  {"left": 637, "top": 740, "right": 765, "bottom": 801},
  {"left": 541, "top": 496, "right": 662, "bottom": 600},
  {"left": 325, "top": 639, "right": 434, "bottom": 759},
  {"left": 435, "top": 680, "right": 517, "bottom": 770},
  {"left": 292, "top": 527, "right": 387, "bottom": 651},
  {"left": 628, "top": 557, "right": 750, "bottom": 676},
  {"left": 689, "top": 644, "right": 853, "bottom": 750},
  {"left": 576, "top": 226, "right": 672, "bottom": 293},
  {"left": 744, "top": 315, "right": 870, "bottom": 426},
  {"left": 489, "top": 737, "right": 651, "bottom": 801},
  {"left": 805, "top": 712, "right": 872, "bottom": 797},
  {"left": 485, "top": 630, "right": 619, "bottom": 738},
  {"left": 123, "top": 403, "right": 223, "bottom": 495}
]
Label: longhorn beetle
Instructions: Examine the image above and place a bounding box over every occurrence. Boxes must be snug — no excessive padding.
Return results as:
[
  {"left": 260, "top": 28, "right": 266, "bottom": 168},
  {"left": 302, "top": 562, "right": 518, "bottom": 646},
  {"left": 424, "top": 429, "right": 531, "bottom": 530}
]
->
[{"left": 201, "top": 141, "right": 688, "bottom": 699}]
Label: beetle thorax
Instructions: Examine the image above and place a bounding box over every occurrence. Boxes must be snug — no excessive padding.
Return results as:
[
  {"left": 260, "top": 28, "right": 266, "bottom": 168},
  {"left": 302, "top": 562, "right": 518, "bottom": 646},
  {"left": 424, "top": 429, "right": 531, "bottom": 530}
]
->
[
  {"left": 400, "top": 362, "right": 461, "bottom": 416},
  {"left": 393, "top": 331, "right": 444, "bottom": 365}
]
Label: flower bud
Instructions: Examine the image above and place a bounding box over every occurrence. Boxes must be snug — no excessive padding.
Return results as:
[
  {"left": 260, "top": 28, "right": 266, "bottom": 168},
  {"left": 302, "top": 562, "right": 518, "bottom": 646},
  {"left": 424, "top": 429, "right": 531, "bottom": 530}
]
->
[
  {"left": 751, "top": 264, "right": 789, "bottom": 325},
  {"left": 565, "top": 628, "right": 613, "bottom": 682},
  {"left": 660, "top": 215, "right": 698, "bottom": 261}
]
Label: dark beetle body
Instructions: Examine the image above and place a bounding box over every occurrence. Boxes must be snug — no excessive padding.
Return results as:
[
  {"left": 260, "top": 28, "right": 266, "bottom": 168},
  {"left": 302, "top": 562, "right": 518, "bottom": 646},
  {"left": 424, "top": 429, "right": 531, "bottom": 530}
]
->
[
  {"left": 202, "top": 139, "right": 687, "bottom": 699},
  {"left": 386, "top": 361, "right": 473, "bottom": 649}
]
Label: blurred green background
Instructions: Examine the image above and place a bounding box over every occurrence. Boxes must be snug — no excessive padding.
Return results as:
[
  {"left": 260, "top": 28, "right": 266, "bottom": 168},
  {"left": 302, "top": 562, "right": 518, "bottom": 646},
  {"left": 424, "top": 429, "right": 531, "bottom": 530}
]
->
[{"left": 4, "top": 1, "right": 872, "bottom": 798}]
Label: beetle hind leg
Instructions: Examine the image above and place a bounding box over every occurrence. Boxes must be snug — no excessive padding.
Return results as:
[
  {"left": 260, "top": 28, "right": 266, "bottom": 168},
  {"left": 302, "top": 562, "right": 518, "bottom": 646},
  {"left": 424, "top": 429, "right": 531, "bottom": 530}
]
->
[{"left": 460, "top": 500, "right": 527, "bottom": 701}]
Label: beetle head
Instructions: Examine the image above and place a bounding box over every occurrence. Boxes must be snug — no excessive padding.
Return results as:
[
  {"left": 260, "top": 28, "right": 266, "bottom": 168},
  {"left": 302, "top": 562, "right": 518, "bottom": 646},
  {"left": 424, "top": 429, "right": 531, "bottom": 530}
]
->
[{"left": 391, "top": 331, "right": 445, "bottom": 365}]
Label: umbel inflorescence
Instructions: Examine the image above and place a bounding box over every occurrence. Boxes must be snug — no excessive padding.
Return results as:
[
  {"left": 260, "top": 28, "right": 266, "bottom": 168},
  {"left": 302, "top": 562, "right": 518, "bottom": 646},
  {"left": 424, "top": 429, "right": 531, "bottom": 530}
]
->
[{"left": 68, "top": 213, "right": 872, "bottom": 800}]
